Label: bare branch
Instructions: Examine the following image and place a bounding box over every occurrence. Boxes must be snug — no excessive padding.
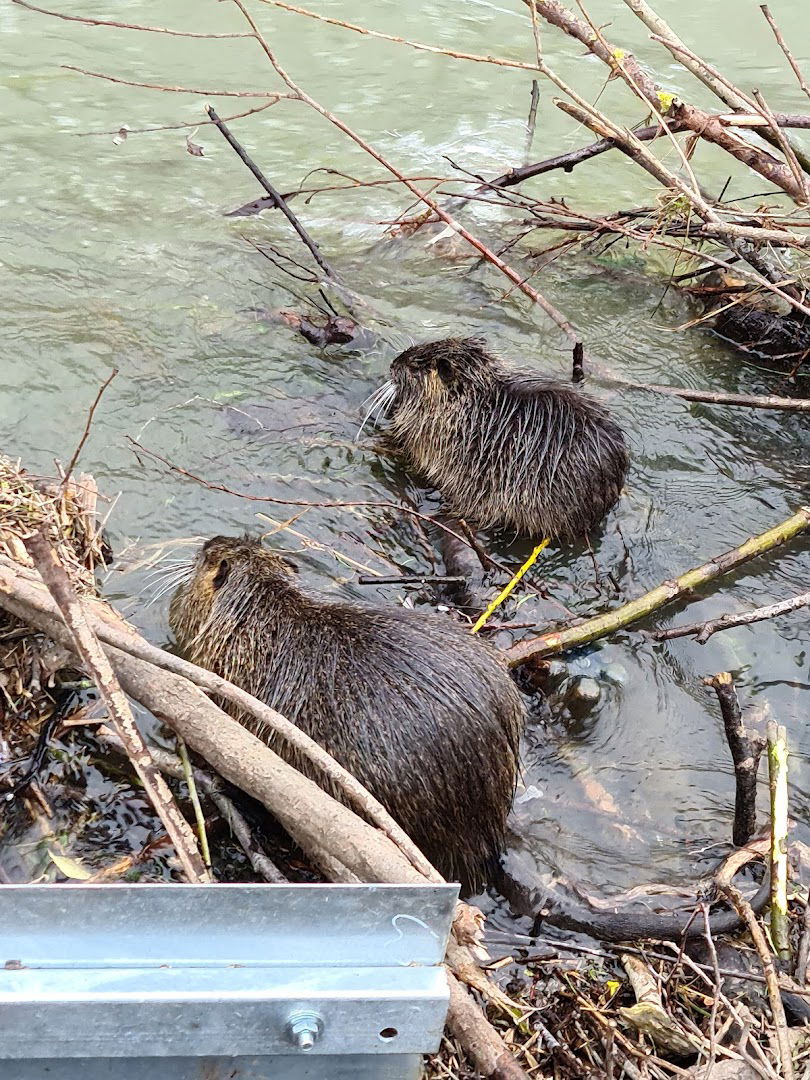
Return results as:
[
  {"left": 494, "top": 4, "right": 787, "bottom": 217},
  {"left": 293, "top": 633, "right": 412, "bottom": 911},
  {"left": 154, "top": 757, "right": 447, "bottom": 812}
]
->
[
  {"left": 74, "top": 100, "right": 281, "bottom": 137},
  {"left": 652, "top": 591, "right": 810, "bottom": 643},
  {"left": 62, "top": 368, "right": 118, "bottom": 485},
  {"left": 12, "top": 0, "right": 252, "bottom": 37},
  {"left": 61, "top": 65, "right": 282, "bottom": 98},
  {"left": 761, "top": 4, "right": 810, "bottom": 102},
  {"left": 258, "top": 0, "right": 541, "bottom": 72}
]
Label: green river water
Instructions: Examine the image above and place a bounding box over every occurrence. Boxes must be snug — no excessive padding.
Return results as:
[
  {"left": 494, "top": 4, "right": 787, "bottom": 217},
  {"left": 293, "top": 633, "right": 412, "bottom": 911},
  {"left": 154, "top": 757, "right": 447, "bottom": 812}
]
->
[{"left": 2, "top": 0, "right": 809, "bottom": 906}]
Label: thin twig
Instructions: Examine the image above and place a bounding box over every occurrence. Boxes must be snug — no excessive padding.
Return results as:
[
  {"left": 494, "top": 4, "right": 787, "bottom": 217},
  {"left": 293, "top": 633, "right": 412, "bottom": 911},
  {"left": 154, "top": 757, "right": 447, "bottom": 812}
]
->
[
  {"left": 752, "top": 88, "right": 809, "bottom": 203},
  {"left": 259, "top": 0, "right": 542, "bottom": 72},
  {"left": 136, "top": 741, "right": 288, "bottom": 883},
  {"left": 761, "top": 5, "right": 810, "bottom": 102},
  {"left": 652, "top": 590, "right": 810, "bottom": 642},
  {"left": 716, "top": 876, "right": 794, "bottom": 1080},
  {"left": 524, "top": 78, "right": 540, "bottom": 164},
  {"left": 701, "top": 905, "right": 721, "bottom": 1077},
  {"left": 74, "top": 100, "right": 280, "bottom": 137},
  {"left": 62, "top": 368, "right": 118, "bottom": 485},
  {"left": 12, "top": 0, "right": 252, "bottom": 37},
  {"left": 61, "top": 65, "right": 281, "bottom": 97},
  {"left": 767, "top": 720, "right": 791, "bottom": 964},
  {"left": 177, "top": 737, "right": 212, "bottom": 869},
  {"left": 470, "top": 540, "right": 548, "bottom": 633},
  {"left": 356, "top": 574, "right": 465, "bottom": 585},
  {"left": 205, "top": 104, "right": 339, "bottom": 282},
  {"left": 23, "top": 531, "right": 208, "bottom": 883},
  {"left": 632, "top": 382, "right": 810, "bottom": 412}
]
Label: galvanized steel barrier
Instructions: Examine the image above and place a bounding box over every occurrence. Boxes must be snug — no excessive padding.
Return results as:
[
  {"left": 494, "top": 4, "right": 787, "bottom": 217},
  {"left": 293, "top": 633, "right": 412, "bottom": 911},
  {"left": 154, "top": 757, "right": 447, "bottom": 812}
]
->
[{"left": 0, "top": 881, "right": 459, "bottom": 1080}]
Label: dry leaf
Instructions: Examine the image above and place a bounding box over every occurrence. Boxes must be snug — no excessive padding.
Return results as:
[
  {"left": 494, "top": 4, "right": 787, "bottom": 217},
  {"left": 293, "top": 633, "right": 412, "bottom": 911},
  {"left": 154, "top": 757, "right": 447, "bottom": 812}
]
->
[{"left": 48, "top": 850, "right": 92, "bottom": 880}]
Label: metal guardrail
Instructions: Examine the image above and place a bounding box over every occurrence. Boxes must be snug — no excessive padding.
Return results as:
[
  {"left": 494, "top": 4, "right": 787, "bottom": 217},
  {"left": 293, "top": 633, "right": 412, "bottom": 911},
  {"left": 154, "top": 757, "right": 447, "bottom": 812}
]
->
[{"left": 0, "top": 881, "right": 459, "bottom": 1080}]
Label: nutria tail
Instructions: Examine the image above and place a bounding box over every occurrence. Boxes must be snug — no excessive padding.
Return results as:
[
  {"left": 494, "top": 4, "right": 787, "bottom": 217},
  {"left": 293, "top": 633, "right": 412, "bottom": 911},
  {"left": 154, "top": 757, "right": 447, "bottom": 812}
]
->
[
  {"left": 385, "top": 337, "right": 629, "bottom": 539},
  {"left": 169, "top": 535, "right": 526, "bottom": 895}
]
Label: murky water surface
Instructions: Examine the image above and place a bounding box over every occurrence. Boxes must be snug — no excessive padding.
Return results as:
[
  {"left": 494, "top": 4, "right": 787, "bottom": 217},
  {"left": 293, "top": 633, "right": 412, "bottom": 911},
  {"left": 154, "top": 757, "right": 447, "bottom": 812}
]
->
[{"left": 2, "top": 0, "right": 809, "bottom": 900}]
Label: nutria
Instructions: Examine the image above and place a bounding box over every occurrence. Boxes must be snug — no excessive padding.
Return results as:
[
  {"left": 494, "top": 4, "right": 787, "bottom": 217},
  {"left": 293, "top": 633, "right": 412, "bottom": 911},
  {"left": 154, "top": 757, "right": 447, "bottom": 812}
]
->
[
  {"left": 369, "top": 337, "right": 629, "bottom": 539},
  {"left": 169, "top": 535, "right": 525, "bottom": 894}
]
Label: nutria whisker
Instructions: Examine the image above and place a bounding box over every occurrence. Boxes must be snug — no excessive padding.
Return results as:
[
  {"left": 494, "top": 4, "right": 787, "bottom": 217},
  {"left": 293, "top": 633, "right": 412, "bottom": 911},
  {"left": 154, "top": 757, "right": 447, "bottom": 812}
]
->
[
  {"left": 143, "top": 559, "right": 194, "bottom": 586},
  {"left": 384, "top": 337, "right": 629, "bottom": 540},
  {"left": 169, "top": 534, "right": 525, "bottom": 894},
  {"left": 144, "top": 563, "right": 195, "bottom": 607},
  {"left": 355, "top": 379, "right": 396, "bottom": 441}
]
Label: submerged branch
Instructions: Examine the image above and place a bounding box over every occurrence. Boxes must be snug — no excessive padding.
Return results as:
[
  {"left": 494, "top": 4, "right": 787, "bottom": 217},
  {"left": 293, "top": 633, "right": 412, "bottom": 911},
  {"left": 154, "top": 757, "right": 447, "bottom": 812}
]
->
[{"left": 653, "top": 590, "right": 810, "bottom": 642}]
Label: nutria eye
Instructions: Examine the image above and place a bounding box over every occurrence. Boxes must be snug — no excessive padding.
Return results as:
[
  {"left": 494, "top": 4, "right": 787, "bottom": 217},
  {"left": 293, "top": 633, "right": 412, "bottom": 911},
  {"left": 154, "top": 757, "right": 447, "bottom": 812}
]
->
[{"left": 212, "top": 559, "right": 230, "bottom": 589}]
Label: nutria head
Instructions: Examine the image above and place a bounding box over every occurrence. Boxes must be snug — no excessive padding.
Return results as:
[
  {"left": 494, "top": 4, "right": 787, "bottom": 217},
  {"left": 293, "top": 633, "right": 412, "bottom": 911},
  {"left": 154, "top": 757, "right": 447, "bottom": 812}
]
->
[
  {"left": 390, "top": 337, "right": 496, "bottom": 397},
  {"left": 169, "top": 535, "right": 297, "bottom": 657}
]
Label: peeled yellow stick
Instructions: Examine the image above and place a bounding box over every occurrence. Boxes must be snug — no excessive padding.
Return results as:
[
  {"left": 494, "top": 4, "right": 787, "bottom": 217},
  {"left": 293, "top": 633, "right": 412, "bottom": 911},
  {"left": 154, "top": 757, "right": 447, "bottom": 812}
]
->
[{"left": 470, "top": 539, "right": 549, "bottom": 634}]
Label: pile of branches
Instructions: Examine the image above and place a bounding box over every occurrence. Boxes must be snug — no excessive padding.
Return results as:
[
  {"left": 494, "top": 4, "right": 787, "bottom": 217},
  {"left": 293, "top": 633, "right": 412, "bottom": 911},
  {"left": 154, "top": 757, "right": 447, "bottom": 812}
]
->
[{"left": 0, "top": 454, "right": 109, "bottom": 767}]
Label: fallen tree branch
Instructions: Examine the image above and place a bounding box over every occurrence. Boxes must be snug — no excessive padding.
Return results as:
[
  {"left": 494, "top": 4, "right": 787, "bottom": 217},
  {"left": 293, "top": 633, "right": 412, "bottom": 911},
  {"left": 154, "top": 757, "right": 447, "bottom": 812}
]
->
[
  {"left": 487, "top": 112, "right": 810, "bottom": 191},
  {"left": 634, "top": 383, "right": 810, "bottom": 412},
  {"left": 505, "top": 506, "right": 810, "bottom": 666},
  {"left": 22, "top": 530, "right": 209, "bottom": 883},
  {"left": 652, "top": 590, "right": 810, "bottom": 642},
  {"left": 704, "top": 672, "right": 765, "bottom": 847},
  {"left": 0, "top": 554, "right": 441, "bottom": 885}
]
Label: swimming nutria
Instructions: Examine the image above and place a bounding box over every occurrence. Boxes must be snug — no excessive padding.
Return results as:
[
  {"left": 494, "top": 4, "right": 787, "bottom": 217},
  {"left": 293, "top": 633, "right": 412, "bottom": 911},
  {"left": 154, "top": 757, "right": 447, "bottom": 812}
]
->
[
  {"left": 169, "top": 535, "right": 525, "bottom": 893},
  {"left": 369, "top": 337, "right": 629, "bottom": 539}
]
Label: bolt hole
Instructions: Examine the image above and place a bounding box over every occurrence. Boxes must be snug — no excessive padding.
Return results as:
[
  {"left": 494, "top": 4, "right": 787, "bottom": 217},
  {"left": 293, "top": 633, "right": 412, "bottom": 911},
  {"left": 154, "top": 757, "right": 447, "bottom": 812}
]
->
[{"left": 379, "top": 1027, "right": 398, "bottom": 1041}]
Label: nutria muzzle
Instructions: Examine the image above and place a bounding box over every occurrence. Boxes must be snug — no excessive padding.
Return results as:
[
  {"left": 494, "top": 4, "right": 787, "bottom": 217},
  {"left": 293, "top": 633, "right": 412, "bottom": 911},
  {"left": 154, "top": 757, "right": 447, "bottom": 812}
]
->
[
  {"left": 169, "top": 534, "right": 526, "bottom": 894},
  {"left": 383, "top": 337, "right": 629, "bottom": 540}
]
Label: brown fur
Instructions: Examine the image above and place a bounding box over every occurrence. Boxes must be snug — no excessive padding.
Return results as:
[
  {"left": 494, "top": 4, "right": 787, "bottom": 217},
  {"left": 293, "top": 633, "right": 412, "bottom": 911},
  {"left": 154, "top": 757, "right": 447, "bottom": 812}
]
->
[
  {"left": 169, "top": 536, "right": 526, "bottom": 893},
  {"left": 385, "top": 337, "right": 629, "bottom": 539}
]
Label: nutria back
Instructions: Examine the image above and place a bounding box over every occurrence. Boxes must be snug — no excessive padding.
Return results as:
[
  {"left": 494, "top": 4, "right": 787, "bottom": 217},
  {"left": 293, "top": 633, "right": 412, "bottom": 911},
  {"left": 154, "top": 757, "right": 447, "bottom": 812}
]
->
[
  {"left": 384, "top": 337, "right": 629, "bottom": 539},
  {"left": 169, "top": 535, "right": 526, "bottom": 894}
]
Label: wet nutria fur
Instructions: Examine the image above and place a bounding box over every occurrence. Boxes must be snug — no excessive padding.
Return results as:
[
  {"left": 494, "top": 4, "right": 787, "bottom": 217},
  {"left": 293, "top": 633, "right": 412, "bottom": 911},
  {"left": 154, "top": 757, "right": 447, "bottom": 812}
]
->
[
  {"left": 169, "top": 535, "right": 526, "bottom": 893},
  {"left": 378, "top": 337, "right": 629, "bottom": 539}
]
